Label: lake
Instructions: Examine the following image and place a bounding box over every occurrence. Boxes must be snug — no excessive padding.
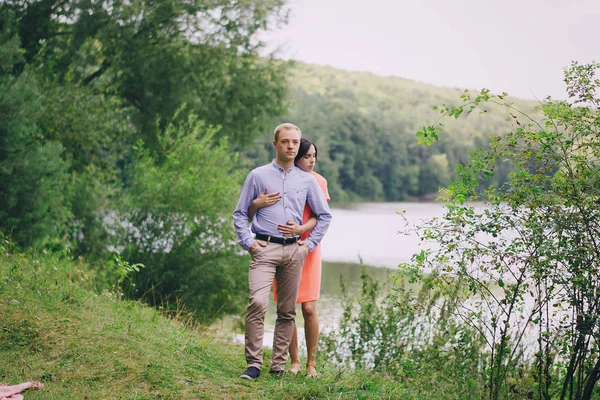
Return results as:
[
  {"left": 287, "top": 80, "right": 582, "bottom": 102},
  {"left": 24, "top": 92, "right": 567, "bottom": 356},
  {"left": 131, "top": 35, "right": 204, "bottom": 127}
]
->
[{"left": 320, "top": 202, "right": 448, "bottom": 267}]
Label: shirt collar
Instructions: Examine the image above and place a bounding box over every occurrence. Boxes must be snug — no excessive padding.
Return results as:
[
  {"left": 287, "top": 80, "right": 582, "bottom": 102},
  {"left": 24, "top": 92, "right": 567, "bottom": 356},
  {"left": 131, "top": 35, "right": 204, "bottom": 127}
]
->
[{"left": 271, "top": 159, "right": 295, "bottom": 174}]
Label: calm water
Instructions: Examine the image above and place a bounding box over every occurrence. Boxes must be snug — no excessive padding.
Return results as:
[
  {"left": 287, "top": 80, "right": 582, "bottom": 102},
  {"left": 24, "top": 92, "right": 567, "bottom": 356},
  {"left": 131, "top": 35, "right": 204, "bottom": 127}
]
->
[
  {"left": 213, "top": 202, "right": 448, "bottom": 347},
  {"left": 320, "top": 202, "right": 447, "bottom": 267}
]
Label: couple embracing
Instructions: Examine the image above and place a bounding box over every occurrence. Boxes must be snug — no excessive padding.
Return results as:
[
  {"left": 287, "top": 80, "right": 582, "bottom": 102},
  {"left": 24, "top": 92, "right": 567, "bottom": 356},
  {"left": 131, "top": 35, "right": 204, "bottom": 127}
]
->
[{"left": 233, "top": 123, "right": 332, "bottom": 380}]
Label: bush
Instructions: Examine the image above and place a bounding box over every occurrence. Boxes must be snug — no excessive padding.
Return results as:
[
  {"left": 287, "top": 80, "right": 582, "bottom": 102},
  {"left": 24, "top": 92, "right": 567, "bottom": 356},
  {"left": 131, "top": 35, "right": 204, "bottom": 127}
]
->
[
  {"left": 406, "top": 61, "right": 600, "bottom": 399},
  {"left": 116, "top": 112, "right": 249, "bottom": 322},
  {"left": 0, "top": 64, "right": 71, "bottom": 246}
]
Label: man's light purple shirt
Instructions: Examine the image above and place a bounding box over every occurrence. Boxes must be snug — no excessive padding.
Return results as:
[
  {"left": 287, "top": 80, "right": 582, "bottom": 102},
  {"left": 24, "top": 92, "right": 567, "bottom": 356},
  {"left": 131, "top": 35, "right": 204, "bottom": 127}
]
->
[{"left": 233, "top": 160, "right": 332, "bottom": 252}]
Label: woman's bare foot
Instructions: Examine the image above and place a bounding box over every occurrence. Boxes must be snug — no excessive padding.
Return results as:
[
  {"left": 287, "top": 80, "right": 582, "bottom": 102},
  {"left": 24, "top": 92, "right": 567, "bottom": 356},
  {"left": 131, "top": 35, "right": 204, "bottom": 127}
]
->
[
  {"left": 306, "top": 363, "right": 318, "bottom": 378},
  {"left": 288, "top": 361, "right": 302, "bottom": 375}
]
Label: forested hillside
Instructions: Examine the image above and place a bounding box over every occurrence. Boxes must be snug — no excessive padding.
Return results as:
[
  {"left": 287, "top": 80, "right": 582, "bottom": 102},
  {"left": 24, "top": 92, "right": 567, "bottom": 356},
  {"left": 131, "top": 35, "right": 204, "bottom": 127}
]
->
[{"left": 248, "top": 62, "right": 542, "bottom": 201}]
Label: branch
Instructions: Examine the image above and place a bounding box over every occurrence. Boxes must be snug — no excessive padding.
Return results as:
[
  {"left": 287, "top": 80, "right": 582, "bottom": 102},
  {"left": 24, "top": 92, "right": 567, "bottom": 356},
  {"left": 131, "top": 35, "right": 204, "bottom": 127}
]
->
[{"left": 82, "top": 59, "right": 111, "bottom": 86}]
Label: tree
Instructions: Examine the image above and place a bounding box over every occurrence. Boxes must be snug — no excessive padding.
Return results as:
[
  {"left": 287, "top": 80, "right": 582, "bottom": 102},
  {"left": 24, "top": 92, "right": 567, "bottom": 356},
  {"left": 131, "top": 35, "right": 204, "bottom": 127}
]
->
[
  {"left": 0, "top": 10, "right": 70, "bottom": 246},
  {"left": 4, "top": 0, "right": 289, "bottom": 150},
  {"left": 0, "top": 1, "right": 290, "bottom": 320},
  {"left": 400, "top": 61, "right": 600, "bottom": 399},
  {"left": 115, "top": 113, "right": 249, "bottom": 320}
]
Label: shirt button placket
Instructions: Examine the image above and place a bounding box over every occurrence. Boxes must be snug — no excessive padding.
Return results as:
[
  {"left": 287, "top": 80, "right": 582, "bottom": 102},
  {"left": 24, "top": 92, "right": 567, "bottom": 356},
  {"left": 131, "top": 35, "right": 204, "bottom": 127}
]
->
[{"left": 283, "top": 177, "right": 288, "bottom": 217}]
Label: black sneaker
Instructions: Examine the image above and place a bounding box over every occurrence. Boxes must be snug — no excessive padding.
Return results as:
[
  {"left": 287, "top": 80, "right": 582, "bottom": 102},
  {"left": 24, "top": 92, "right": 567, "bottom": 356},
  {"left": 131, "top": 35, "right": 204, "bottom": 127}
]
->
[
  {"left": 269, "top": 369, "right": 285, "bottom": 377},
  {"left": 240, "top": 366, "right": 261, "bottom": 380}
]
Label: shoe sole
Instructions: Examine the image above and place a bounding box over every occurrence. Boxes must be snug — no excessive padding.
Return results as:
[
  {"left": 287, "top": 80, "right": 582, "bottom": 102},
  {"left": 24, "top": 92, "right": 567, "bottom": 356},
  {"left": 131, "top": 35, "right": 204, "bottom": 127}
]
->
[{"left": 240, "top": 374, "right": 258, "bottom": 380}]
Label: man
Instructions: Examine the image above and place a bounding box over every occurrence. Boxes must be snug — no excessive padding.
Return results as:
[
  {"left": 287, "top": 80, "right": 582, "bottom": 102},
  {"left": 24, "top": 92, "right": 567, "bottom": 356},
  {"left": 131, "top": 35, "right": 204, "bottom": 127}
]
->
[{"left": 233, "top": 123, "right": 332, "bottom": 379}]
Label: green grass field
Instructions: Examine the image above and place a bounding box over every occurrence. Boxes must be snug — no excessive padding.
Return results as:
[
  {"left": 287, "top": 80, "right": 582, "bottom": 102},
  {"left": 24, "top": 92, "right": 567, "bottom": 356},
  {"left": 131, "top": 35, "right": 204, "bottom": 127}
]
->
[{"left": 0, "top": 247, "right": 410, "bottom": 399}]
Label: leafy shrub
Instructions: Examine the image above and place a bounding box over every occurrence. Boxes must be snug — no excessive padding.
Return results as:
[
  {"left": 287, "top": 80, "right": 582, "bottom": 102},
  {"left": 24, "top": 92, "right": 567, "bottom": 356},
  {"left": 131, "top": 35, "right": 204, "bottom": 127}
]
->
[{"left": 116, "top": 112, "right": 248, "bottom": 322}]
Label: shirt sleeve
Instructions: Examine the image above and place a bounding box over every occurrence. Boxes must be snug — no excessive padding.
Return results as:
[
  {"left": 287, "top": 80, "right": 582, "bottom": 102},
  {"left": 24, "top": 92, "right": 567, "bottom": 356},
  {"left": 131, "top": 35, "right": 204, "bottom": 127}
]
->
[
  {"left": 305, "top": 176, "right": 332, "bottom": 251},
  {"left": 232, "top": 171, "right": 257, "bottom": 251}
]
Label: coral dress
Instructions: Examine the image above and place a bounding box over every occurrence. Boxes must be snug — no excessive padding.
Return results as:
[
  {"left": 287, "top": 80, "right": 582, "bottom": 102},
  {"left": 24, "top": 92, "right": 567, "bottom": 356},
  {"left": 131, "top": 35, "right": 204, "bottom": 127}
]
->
[{"left": 274, "top": 171, "right": 330, "bottom": 303}]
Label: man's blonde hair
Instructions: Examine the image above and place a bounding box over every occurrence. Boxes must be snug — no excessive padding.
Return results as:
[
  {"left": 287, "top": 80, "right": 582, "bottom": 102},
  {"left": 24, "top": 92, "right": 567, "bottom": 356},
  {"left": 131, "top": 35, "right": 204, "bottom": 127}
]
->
[{"left": 273, "top": 123, "right": 301, "bottom": 142}]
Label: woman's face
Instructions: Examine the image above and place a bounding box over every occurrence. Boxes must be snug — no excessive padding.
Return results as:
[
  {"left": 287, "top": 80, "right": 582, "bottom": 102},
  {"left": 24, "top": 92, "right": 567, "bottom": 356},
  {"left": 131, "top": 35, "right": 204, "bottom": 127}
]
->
[{"left": 296, "top": 145, "right": 316, "bottom": 172}]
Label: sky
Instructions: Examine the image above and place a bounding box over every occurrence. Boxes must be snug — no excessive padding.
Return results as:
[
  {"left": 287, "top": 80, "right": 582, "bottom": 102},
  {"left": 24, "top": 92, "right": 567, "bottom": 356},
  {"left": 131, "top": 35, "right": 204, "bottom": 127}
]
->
[{"left": 261, "top": 0, "right": 600, "bottom": 100}]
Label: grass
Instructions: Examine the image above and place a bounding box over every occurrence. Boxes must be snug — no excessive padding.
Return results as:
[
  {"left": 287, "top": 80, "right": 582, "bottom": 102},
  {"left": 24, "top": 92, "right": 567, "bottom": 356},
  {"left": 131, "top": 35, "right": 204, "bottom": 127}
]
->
[{"left": 0, "top": 246, "right": 409, "bottom": 399}]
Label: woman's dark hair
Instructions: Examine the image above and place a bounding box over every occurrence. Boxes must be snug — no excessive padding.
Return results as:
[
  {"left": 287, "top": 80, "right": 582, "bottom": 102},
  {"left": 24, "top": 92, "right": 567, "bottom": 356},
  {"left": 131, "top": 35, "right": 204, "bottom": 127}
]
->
[{"left": 294, "top": 138, "right": 317, "bottom": 165}]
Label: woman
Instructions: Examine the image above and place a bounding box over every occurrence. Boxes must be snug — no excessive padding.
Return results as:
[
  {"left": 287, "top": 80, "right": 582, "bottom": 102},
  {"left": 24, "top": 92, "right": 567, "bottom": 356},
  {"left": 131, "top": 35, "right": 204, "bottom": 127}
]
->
[{"left": 248, "top": 138, "right": 330, "bottom": 378}]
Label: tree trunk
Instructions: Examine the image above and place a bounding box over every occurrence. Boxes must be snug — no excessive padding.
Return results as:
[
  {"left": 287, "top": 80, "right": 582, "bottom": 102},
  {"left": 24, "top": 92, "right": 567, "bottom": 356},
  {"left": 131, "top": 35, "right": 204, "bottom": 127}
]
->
[
  {"left": 581, "top": 356, "right": 600, "bottom": 400},
  {"left": 560, "top": 334, "right": 585, "bottom": 400}
]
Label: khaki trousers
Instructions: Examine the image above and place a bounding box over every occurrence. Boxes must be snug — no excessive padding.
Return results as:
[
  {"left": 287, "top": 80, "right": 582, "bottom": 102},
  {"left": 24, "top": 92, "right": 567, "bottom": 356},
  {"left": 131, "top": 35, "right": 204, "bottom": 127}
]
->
[{"left": 245, "top": 242, "right": 308, "bottom": 371}]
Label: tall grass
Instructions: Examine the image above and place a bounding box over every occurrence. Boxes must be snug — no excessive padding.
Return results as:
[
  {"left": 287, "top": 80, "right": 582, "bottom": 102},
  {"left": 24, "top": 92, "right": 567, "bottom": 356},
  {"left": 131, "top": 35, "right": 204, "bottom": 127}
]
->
[
  {"left": 0, "top": 239, "right": 412, "bottom": 399},
  {"left": 321, "top": 271, "right": 556, "bottom": 399}
]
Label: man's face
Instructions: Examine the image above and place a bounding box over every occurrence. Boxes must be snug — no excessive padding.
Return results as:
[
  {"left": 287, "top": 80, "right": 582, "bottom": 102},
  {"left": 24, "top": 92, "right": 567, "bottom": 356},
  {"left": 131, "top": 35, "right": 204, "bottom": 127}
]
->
[{"left": 273, "top": 128, "right": 301, "bottom": 163}]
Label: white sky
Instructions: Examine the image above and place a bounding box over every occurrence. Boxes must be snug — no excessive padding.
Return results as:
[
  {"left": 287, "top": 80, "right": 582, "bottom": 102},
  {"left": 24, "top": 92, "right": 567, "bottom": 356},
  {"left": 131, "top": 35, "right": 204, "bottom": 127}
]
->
[{"left": 262, "top": 0, "right": 600, "bottom": 100}]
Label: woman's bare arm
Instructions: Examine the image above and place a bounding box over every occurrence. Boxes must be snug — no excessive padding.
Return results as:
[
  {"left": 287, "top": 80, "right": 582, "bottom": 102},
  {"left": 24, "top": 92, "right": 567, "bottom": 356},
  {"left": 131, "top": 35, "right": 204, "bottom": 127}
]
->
[
  {"left": 278, "top": 215, "right": 317, "bottom": 237},
  {"left": 248, "top": 189, "right": 281, "bottom": 220}
]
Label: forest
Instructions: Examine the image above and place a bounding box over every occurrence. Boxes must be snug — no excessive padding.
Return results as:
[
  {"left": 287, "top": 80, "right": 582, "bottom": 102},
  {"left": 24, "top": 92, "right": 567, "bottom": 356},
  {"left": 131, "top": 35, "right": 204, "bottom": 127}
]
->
[
  {"left": 249, "top": 62, "right": 541, "bottom": 201},
  {"left": 0, "top": 0, "right": 529, "bottom": 319}
]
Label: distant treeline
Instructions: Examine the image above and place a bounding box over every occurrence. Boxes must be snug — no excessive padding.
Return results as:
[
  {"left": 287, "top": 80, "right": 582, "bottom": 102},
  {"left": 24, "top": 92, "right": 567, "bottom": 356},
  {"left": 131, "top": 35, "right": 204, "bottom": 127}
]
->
[{"left": 246, "top": 63, "right": 542, "bottom": 202}]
